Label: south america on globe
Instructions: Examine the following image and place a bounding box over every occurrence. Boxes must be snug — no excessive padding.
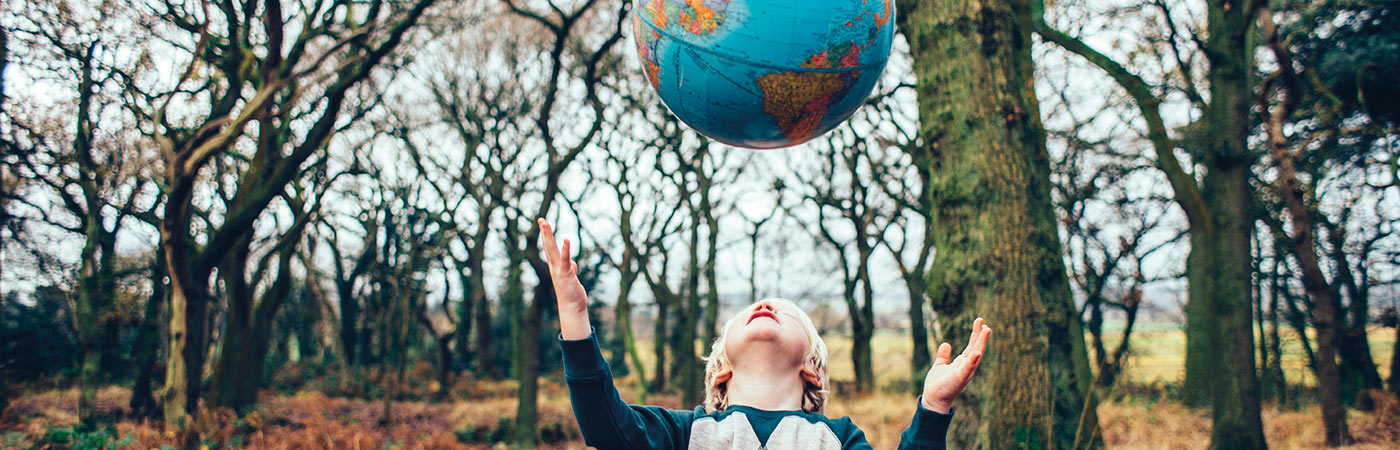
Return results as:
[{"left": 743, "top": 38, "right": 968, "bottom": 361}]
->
[{"left": 632, "top": 0, "right": 895, "bottom": 149}]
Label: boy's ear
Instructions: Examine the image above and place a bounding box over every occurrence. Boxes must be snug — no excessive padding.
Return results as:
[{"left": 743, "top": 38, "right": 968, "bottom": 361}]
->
[
  {"left": 800, "top": 365, "right": 823, "bottom": 388},
  {"left": 711, "top": 368, "right": 732, "bottom": 387}
]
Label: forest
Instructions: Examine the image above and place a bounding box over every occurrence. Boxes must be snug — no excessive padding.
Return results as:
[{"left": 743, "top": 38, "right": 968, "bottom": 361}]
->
[{"left": 0, "top": 0, "right": 1397, "bottom": 448}]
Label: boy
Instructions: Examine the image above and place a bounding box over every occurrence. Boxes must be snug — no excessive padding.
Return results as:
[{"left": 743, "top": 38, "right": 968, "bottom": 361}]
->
[{"left": 539, "top": 218, "right": 991, "bottom": 449}]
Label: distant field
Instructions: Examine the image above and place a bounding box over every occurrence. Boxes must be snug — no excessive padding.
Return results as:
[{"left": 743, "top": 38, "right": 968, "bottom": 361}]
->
[{"left": 630, "top": 322, "right": 1397, "bottom": 389}]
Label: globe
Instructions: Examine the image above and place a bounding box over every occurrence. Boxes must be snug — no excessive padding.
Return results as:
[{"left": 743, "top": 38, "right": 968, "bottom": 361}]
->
[{"left": 632, "top": 0, "right": 896, "bottom": 149}]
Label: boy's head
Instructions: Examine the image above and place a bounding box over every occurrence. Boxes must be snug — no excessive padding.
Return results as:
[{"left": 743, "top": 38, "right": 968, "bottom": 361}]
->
[{"left": 703, "top": 298, "right": 829, "bottom": 413}]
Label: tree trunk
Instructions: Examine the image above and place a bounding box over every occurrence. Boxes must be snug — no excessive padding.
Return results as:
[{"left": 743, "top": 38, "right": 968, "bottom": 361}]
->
[
  {"left": 1201, "top": 165, "right": 1267, "bottom": 449},
  {"left": 130, "top": 255, "right": 167, "bottom": 418},
  {"left": 503, "top": 245, "right": 525, "bottom": 378},
  {"left": 456, "top": 269, "right": 474, "bottom": 372},
  {"left": 1324, "top": 219, "right": 1383, "bottom": 400},
  {"left": 1389, "top": 323, "right": 1400, "bottom": 395},
  {"left": 0, "top": 23, "right": 8, "bottom": 418},
  {"left": 211, "top": 237, "right": 254, "bottom": 411},
  {"left": 1267, "top": 96, "right": 1352, "bottom": 447},
  {"left": 904, "top": 0, "right": 1095, "bottom": 446},
  {"left": 161, "top": 244, "right": 209, "bottom": 431},
  {"left": 1338, "top": 327, "right": 1382, "bottom": 403},
  {"left": 473, "top": 270, "right": 495, "bottom": 378},
  {"left": 436, "top": 333, "right": 453, "bottom": 399},
  {"left": 467, "top": 231, "right": 496, "bottom": 378},
  {"left": 514, "top": 262, "right": 549, "bottom": 448},
  {"left": 851, "top": 252, "right": 875, "bottom": 395},
  {"left": 616, "top": 254, "right": 649, "bottom": 402},
  {"left": 73, "top": 46, "right": 118, "bottom": 430},
  {"left": 679, "top": 210, "right": 704, "bottom": 407},
  {"left": 1195, "top": 5, "right": 1266, "bottom": 438},
  {"left": 703, "top": 219, "right": 720, "bottom": 351},
  {"left": 1260, "top": 266, "right": 1287, "bottom": 403},
  {"left": 906, "top": 275, "right": 931, "bottom": 389},
  {"left": 337, "top": 280, "right": 359, "bottom": 368},
  {"left": 702, "top": 169, "right": 721, "bottom": 349},
  {"left": 1171, "top": 1, "right": 1267, "bottom": 446},
  {"left": 1182, "top": 230, "right": 1218, "bottom": 407},
  {"left": 652, "top": 300, "right": 669, "bottom": 393}
]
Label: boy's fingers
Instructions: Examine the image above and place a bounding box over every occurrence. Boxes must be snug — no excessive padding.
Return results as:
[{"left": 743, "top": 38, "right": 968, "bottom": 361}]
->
[
  {"left": 957, "top": 351, "right": 982, "bottom": 382},
  {"left": 538, "top": 219, "right": 557, "bottom": 256},
  {"left": 934, "top": 342, "right": 952, "bottom": 365},
  {"left": 974, "top": 327, "right": 993, "bottom": 354},
  {"left": 562, "top": 239, "right": 572, "bottom": 264},
  {"left": 961, "top": 318, "right": 983, "bottom": 357}
]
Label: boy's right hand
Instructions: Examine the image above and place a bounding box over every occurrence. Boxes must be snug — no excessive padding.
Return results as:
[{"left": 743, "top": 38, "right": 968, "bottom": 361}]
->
[{"left": 539, "top": 218, "right": 591, "bottom": 340}]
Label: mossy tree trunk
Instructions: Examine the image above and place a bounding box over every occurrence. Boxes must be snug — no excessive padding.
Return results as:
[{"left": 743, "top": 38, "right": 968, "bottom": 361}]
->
[
  {"left": 71, "top": 44, "right": 121, "bottom": 430},
  {"left": 130, "top": 252, "right": 167, "bottom": 418},
  {"left": 1195, "top": 2, "right": 1266, "bottom": 448},
  {"left": 902, "top": 0, "right": 1096, "bottom": 446},
  {"left": 209, "top": 189, "right": 314, "bottom": 413},
  {"left": 150, "top": 0, "right": 437, "bottom": 429}
]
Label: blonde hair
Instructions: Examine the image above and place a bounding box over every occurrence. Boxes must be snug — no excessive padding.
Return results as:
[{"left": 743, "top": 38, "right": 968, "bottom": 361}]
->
[{"left": 702, "top": 298, "right": 829, "bottom": 413}]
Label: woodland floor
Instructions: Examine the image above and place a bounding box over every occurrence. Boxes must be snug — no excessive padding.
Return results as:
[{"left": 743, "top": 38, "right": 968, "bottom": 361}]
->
[
  {"left": 3, "top": 326, "right": 1398, "bottom": 449},
  {"left": 2, "top": 383, "right": 1399, "bottom": 449}
]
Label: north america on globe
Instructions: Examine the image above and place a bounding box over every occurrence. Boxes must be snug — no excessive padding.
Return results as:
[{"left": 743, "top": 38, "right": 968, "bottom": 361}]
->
[{"left": 632, "top": 0, "right": 895, "bottom": 149}]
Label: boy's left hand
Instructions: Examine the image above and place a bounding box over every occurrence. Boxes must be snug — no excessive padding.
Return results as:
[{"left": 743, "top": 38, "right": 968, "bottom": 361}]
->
[{"left": 920, "top": 318, "right": 992, "bottom": 414}]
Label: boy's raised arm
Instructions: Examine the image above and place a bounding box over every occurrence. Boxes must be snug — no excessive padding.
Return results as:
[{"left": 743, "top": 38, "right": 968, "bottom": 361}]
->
[
  {"left": 539, "top": 218, "right": 693, "bottom": 450},
  {"left": 539, "top": 218, "right": 591, "bottom": 340},
  {"left": 897, "top": 318, "right": 993, "bottom": 450}
]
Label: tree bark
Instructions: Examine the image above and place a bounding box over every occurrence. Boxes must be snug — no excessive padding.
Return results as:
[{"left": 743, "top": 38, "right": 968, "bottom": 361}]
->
[
  {"left": 616, "top": 248, "right": 649, "bottom": 402},
  {"left": 211, "top": 234, "right": 255, "bottom": 411},
  {"left": 1261, "top": 68, "right": 1352, "bottom": 450},
  {"left": 1389, "top": 323, "right": 1400, "bottom": 395},
  {"left": 905, "top": 273, "right": 931, "bottom": 387},
  {"left": 515, "top": 256, "right": 549, "bottom": 447},
  {"left": 702, "top": 196, "right": 721, "bottom": 352},
  {"left": 73, "top": 44, "right": 119, "bottom": 430},
  {"left": 652, "top": 299, "right": 669, "bottom": 393},
  {"left": 1196, "top": 5, "right": 1265, "bottom": 446},
  {"left": 471, "top": 248, "right": 495, "bottom": 378},
  {"left": 679, "top": 203, "right": 704, "bottom": 407},
  {"left": 904, "top": 0, "right": 1095, "bottom": 446},
  {"left": 852, "top": 249, "right": 875, "bottom": 395},
  {"left": 130, "top": 255, "right": 167, "bottom": 418}
]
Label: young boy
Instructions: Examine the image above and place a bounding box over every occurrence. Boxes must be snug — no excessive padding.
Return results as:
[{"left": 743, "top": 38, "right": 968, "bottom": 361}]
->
[{"left": 539, "top": 218, "right": 992, "bottom": 449}]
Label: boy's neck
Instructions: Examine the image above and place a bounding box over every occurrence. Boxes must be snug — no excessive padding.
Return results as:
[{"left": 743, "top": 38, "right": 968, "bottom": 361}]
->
[{"left": 725, "top": 367, "right": 806, "bottom": 412}]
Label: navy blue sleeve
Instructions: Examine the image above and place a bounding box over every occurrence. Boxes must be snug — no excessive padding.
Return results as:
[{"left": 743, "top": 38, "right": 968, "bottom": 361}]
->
[
  {"left": 832, "top": 417, "right": 874, "bottom": 450},
  {"left": 561, "top": 332, "right": 693, "bottom": 450},
  {"left": 897, "top": 397, "right": 954, "bottom": 450}
]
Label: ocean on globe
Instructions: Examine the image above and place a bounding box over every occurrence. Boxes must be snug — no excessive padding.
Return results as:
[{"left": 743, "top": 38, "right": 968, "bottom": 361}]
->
[{"left": 631, "top": 0, "right": 895, "bottom": 149}]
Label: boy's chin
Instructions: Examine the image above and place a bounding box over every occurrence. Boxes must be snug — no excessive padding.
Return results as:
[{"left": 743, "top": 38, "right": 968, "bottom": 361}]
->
[
  {"left": 737, "top": 321, "right": 785, "bottom": 340},
  {"left": 731, "top": 326, "right": 803, "bottom": 354}
]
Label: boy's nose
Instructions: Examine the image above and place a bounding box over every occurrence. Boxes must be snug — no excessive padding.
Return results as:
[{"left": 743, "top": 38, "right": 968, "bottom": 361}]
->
[{"left": 755, "top": 301, "right": 776, "bottom": 313}]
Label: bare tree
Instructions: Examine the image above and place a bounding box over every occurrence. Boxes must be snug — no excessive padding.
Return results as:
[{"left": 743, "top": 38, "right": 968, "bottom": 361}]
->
[
  {"left": 1036, "top": 0, "right": 1267, "bottom": 445},
  {"left": 497, "top": 0, "right": 626, "bottom": 444},
  {"left": 1, "top": 0, "right": 156, "bottom": 428},
  {"left": 798, "top": 126, "right": 897, "bottom": 395},
  {"left": 123, "top": 0, "right": 438, "bottom": 427}
]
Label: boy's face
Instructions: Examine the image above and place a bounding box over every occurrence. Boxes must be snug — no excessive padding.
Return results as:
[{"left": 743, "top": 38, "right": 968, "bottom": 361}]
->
[{"left": 723, "top": 300, "right": 811, "bottom": 368}]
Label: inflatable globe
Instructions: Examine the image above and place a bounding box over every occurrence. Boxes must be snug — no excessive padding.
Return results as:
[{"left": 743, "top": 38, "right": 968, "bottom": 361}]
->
[{"left": 631, "top": 0, "right": 895, "bottom": 149}]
